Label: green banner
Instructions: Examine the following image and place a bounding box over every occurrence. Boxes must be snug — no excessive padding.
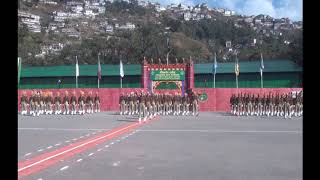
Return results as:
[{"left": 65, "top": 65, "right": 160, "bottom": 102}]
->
[{"left": 151, "top": 70, "right": 185, "bottom": 81}]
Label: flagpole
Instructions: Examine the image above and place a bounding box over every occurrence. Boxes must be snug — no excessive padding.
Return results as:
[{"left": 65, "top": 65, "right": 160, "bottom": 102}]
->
[
  {"left": 98, "top": 54, "right": 100, "bottom": 89},
  {"left": 76, "top": 56, "right": 78, "bottom": 88}
]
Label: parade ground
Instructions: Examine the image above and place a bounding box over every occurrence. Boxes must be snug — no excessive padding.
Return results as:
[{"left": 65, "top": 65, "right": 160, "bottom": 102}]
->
[{"left": 18, "top": 112, "right": 302, "bottom": 180}]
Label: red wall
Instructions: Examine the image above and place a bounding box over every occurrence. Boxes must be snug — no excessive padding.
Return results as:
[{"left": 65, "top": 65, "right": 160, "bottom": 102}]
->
[{"left": 18, "top": 88, "right": 302, "bottom": 112}]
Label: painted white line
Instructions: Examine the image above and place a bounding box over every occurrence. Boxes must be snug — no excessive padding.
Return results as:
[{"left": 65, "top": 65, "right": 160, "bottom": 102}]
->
[
  {"left": 88, "top": 153, "right": 94, "bottom": 156},
  {"left": 18, "top": 122, "right": 138, "bottom": 172},
  {"left": 24, "top": 153, "right": 32, "bottom": 156},
  {"left": 139, "top": 130, "right": 302, "bottom": 133},
  {"left": 76, "top": 159, "right": 83, "bottom": 162},
  {"left": 18, "top": 128, "right": 111, "bottom": 131},
  {"left": 55, "top": 143, "right": 61, "bottom": 146},
  {"left": 60, "top": 166, "right": 69, "bottom": 171},
  {"left": 47, "top": 146, "right": 53, "bottom": 149},
  {"left": 97, "top": 148, "right": 102, "bottom": 152},
  {"left": 37, "top": 149, "right": 44, "bottom": 152}
]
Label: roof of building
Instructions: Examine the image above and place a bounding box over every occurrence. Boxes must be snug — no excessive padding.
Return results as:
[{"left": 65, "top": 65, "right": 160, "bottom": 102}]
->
[{"left": 20, "top": 59, "right": 302, "bottom": 78}]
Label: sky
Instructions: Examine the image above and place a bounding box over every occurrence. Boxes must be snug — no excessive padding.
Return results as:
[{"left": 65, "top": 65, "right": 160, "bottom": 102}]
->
[{"left": 149, "top": 0, "right": 302, "bottom": 21}]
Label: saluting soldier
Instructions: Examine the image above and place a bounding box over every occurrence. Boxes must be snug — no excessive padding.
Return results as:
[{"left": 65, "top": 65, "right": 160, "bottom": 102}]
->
[
  {"left": 86, "top": 91, "right": 94, "bottom": 114},
  {"left": 46, "top": 91, "right": 54, "bottom": 115},
  {"left": 119, "top": 93, "right": 126, "bottom": 115},
  {"left": 20, "top": 91, "right": 28, "bottom": 115},
  {"left": 70, "top": 91, "right": 77, "bottom": 115},
  {"left": 54, "top": 92, "right": 62, "bottom": 115},
  {"left": 94, "top": 92, "right": 100, "bottom": 113},
  {"left": 63, "top": 91, "right": 70, "bottom": 115},
  {"left": 78, "top": 91, "right": 86, "bottom": 115}
]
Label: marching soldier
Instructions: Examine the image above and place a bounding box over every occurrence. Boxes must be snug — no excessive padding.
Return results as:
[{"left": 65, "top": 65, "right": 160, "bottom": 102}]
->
[
  {"left": 34, "top": 91, "right": 41, "bottom": 116},
  {"left": 119, "top": 93, "right": 126, "bottom": 115},
  {"left": 138, "top": 92, "right": 147, "bottom": 122},
  {"left": 46, "top": 91, "right": 54, "bottom": 115},
  {"left": 20, "top": 91, "right": 28, "bottom": 115},
  {"left": 86, "top": 91, "right": 94, "bottom": 114},
  {"left": 70, "top": 91, "right": 77, "bottom": 115},
  {"left": 78, "top": 91, "right": 86, "bottom": 115},
  {"left": 94, "top": 92, "right": 100, "bottom": 113},
  {"left": 54, "top": 92, "right": 62, "bottom": 115},
  {"left": 182, "top": 93, "right": 188, "bottom": 115},
  {"left": 63, "top": 91, "right": 70, "bottom": 115}
]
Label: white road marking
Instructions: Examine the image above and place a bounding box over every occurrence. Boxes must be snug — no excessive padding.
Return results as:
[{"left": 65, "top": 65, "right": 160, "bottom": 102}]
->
[
  {"left": 24, "top": 153, "right": 32, "bottom": 156},
  {"left": 76, "top": 159, "right": 83, "bottom": 162},
  {"left": 18, "top": 128, "right": 111, "bottom": 131},
  {"left": 18, "top": 122, "right": 138, "bottom": 172},
  {"left": 47, "top": 146, "right": 53, "bottom": 149},
  {"left": 97, "top": 148, "right": 102, "bottom": 152},
  {"left": 60, "top": 166, "right": 69, "bottom": 171},
  {"left": 55, "top": 143, "right": 61, "bottom": 146},
  {"left": 139, "top": 129, "right": 302, "bottom": 133},
  {"left": 37, "top": 149, "right": 44, "bottom": 152},
  {"left": 88, "top": 153, "right": 94, "bottom": 156}
]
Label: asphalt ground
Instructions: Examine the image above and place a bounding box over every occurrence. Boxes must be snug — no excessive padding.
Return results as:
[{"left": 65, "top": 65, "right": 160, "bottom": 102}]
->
[{"left": 18, "top": 112, "right": 302, "bottom": 180}]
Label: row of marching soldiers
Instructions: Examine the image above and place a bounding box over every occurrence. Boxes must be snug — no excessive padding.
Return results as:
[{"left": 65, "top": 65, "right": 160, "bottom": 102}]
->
[
  {"left": 119, "top": 91, "right": 200, "bottom": 123},
  {"left": 19, "top": 90, "right": 101, "bottom": 116},
  {"left": 230, "top": 91, "right": 303, "bottom": 118}
]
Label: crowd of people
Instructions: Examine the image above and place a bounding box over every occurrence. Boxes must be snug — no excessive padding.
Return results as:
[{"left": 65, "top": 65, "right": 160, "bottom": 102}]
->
[
  {"left": 119, "top": 91, "right": 200, "bottom": 123},
  {"left": 19, "top": 90, "right": 101, "bottom": 116},
  {"left": 230, "top": 91, "right": 303, "bottom": 119}
]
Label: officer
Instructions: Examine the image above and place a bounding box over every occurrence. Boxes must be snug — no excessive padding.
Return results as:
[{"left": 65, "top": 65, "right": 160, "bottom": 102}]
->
[
  {"left": 94, "top": 92, "right": 100, "bottom": 113},
  {"left": 20, "top": 91, "right": 28, "bottom": 115},
  {"left": 63, "top": 91, "right": 70, "bottom": 115},
  {"left": 191, "top": 91, "right": 199, "bottom": 116},
  {"left": 46, "top": 91, "right": 54, "bottom": 115},
  {"left": 78, "top": 91, "right": 85, "bottom": 115},
  {"left": 86, "top": 91, "right": 94, "bottom": 114},
  {"left": 119, "top": 93, "right": 126, "bottom": 115},
  {"left": 54, "top": 92, "right": 62, "bottom": 115},
  {"left": 70, "top": 91, "right": 77, "bottom": 115}
]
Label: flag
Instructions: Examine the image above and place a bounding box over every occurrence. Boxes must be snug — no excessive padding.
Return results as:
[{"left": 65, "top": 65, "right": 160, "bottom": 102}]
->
[
  {"left": 212, "top": 53, "right": 218, "bottom": 75},
  {"left": 97, "top": 58, "right": 101, "bottom": 80},
  {"left": 120, "top": 59, "right": 124, "bottom": 78},
  {"left": 260, "top": 53, "right": 264, "bottom": 76},
  {"left": 235, "top": 57, "right": 239, "bottom": 76},
  {"left": 18, "top": 57, "right": 22, "bottom": 85},
  {"left": 75, "top": 57, "right": 79, "bottom": 77}
]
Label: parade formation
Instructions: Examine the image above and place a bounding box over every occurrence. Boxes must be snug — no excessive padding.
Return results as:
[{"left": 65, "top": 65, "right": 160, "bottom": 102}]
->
[
  {"left": 230, "top": 91, "right": 303, "bottom": 119},
  {"left": 119, "top": 90, "right": 199, "bottom": 123},
  {"left": 20, "top": 90, "right": 100, "bottom": 116}
]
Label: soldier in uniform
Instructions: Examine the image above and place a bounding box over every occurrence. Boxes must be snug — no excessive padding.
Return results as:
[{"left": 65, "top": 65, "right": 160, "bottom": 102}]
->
[
  {"left": 86, "top": 91, "right": 94, "bottom": 114},
  {"left": 138, "top": 92, "right": 147, "bottom": 122},
  {"left": 20, "top": 91, "right": 28, "bottom": 115},
  {"left": 46, "top": 91, "right": 54, "bottom": 115},
  {"left": 78, "top": 91, "right": 86, "bottom": 115},
  {"left": 70, "top": 91, "right": 77, "bottom": 115},
  {"left": 94, "top": 92, "right": 100, "bottom": 113},
  {"left": 54, "top": 92, "right": 62, "bottom": 115},
  {"left": 191, "top": 91, "right": 199, "bottom": 116},
  {"left": 63, "top": 91, "right": 70, "bottom": 115},
  {"left": 119, "top": 93, "right": 126, "bottom": 115}
]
